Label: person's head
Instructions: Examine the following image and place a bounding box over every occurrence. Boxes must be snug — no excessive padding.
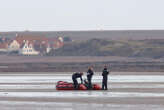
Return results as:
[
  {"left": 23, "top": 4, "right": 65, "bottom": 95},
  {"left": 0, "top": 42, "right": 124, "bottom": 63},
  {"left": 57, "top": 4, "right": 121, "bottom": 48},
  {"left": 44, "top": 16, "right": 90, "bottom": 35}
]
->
[
  {"left": 104, "top": 64, "right": 107, "bottom": 68},
  {"left": 80, "top": 72, "right": 83, "bottom": 75},
  {"left": 89, "top": 66, "right": 94, "bottom": 70}
]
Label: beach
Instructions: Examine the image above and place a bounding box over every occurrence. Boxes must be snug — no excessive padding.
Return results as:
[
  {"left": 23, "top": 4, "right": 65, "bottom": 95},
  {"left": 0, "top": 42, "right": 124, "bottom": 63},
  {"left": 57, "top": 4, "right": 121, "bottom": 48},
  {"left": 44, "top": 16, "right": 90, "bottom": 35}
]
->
[{"left": 0, "top": 72, "right": 164, "bottom": 110}]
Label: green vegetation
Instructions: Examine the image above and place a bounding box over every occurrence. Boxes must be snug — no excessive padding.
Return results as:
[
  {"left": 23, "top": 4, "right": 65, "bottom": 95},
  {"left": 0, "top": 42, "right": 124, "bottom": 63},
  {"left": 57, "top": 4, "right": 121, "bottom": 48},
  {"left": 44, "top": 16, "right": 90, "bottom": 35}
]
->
[{"left": 52, "top": 38, "right": 164, "bottom": 58}]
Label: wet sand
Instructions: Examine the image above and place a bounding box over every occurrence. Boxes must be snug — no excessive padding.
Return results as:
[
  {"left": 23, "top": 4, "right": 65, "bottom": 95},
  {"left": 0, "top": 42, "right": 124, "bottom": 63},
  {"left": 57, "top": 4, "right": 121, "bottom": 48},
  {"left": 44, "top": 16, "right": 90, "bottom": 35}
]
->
[{"left": 0, "top": 72, "right": 164, "bottom": 110}]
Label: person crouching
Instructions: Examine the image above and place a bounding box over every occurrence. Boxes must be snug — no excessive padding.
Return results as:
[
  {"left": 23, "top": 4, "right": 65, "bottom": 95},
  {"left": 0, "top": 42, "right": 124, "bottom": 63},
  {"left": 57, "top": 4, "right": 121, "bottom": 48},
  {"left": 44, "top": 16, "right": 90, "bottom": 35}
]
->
[{"left": 72, "top": 72, "right": 83, "bottom": 90}]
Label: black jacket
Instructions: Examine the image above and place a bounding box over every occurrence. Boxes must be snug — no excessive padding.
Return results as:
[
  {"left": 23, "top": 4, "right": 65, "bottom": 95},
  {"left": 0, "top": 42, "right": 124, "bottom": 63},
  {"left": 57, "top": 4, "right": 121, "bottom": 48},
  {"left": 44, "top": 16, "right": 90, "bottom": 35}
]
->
[
  {"left": 87, "top": 69, "right": 94, "bottom": 78},
  {"left": 72, "top": 73, "right": 83, "bottom": 83},
  {"left": 102, "top": 68, "right": 109, "bottom": 79}
]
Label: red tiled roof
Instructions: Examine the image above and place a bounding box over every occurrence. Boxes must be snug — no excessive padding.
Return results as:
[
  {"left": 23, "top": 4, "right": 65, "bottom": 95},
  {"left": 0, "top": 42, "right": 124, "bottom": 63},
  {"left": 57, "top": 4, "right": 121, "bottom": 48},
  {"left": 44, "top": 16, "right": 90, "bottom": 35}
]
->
[
  {"left": 15, "top": 35, "right": 49, "bottom": 46},
  {"left": 14, "top": 34, "right": 64, "bottom": 49},
  {"left": 0, "top": 43, "right": 8, "bottom": 49},
  {"left": 20, "top": 40, "right": 35, "bottom": 49},
  {"left": 53, "top": 40, "right": 64, "bottom": 49}
]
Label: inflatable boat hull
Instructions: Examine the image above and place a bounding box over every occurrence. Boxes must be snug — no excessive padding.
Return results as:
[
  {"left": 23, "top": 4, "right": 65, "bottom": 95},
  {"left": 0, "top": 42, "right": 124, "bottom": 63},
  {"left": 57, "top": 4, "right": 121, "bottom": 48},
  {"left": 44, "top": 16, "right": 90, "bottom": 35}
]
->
[{"left": 56, "top": 81, "right": 101, "bottom": 90}]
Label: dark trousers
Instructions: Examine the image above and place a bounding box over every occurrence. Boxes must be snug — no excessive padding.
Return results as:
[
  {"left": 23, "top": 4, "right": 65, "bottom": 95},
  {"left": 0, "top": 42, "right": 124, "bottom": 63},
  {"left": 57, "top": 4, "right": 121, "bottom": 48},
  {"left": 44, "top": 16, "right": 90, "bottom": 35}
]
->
[
  {"left": 87, "top": 76, "right": 92, "bottom": 89},
  {"left": 72, "top": 78, "right": 78, "bottom": 89},
  {"left": 102, "top": 78, "right": 108, "bottom": 90}
]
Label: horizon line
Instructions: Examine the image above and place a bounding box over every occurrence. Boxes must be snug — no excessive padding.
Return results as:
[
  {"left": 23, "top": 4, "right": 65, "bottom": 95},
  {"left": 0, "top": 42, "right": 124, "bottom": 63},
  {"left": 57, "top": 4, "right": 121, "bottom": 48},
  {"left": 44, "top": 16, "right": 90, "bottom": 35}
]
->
[{"left": 1, "top": 29, "right": 164, "bottom": 33}]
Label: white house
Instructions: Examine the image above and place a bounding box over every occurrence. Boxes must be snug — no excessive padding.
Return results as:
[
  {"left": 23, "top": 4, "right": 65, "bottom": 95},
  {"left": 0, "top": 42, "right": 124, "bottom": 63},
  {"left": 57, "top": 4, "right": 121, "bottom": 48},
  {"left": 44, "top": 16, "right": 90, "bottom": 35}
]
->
[
  {"left": 58, "top": 37, "right": 64, "bottom": 43},
  {"left": 19, "top": 40, "right": 39, "bottom": 55},
  {"left": 46, "top": 44, "right": 51, "bottom": 53},
  {"left": 8, "top": 40, "right": 20, "bottom": 52}
]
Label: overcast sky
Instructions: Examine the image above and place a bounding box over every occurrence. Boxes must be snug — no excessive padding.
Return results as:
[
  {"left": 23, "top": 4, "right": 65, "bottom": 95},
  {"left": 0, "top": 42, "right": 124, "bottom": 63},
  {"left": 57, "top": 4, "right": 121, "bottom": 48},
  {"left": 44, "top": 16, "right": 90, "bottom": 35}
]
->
[{"left": 0, "top": 0, "right": 164, "bottom": 31}]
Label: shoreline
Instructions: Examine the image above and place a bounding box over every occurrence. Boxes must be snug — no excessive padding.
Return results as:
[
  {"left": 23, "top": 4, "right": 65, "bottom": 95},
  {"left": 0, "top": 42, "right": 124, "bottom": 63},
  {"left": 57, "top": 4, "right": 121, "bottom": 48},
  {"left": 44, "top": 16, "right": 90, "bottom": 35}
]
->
[
  {"left": 0, "top": 62, "right": 164, "bottom": 73},
  {"left": 0, "top": 72, "right": 164, "bottom": 75},
  {"left": 0, "top": 55, "right": 164, "bottom": 73}
]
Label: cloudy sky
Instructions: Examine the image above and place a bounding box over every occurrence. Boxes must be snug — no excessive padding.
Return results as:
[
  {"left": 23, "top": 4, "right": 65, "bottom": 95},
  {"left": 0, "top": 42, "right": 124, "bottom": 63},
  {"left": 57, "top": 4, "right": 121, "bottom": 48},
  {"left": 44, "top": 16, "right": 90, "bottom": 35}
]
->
[{"left": 0, "top": 0, "right": 164, "bottom": 31}]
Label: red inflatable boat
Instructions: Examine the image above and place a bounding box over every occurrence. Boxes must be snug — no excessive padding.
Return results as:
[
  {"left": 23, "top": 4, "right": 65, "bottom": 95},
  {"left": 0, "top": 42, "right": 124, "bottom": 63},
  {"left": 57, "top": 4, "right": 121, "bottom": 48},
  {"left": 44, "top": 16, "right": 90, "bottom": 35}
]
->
[{"left": 56, "top": 81, "right": 101, "bottom": 90}]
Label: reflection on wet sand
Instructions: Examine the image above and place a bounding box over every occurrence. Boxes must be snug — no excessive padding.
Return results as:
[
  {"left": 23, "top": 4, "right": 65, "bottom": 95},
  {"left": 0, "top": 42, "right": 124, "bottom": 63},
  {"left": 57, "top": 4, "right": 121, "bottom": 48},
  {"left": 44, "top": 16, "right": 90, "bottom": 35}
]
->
[
  {"left": 0, "top": 101, "right": 164, "bottom": 110},
  {"left": 0, "top": 72, "right": 164, "bottom": 110}
]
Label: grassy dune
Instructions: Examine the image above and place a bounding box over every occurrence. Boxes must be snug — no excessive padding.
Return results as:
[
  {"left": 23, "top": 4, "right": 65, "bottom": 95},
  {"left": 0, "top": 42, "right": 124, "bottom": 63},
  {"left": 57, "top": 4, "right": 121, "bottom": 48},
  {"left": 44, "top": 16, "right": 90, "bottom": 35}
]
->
[{"left": 53, "top": 39, "right": 164, "bottom": 58}]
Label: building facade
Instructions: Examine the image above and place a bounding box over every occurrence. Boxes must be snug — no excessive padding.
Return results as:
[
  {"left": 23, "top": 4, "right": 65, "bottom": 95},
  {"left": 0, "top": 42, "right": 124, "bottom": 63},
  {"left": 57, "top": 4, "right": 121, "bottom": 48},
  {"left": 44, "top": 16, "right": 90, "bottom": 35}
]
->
[
  {"left": 19, "top": 41, "right": 39, "bottom": 55},
  {"left": 8, "top": 40, "right": 20, "bottom": 52}
]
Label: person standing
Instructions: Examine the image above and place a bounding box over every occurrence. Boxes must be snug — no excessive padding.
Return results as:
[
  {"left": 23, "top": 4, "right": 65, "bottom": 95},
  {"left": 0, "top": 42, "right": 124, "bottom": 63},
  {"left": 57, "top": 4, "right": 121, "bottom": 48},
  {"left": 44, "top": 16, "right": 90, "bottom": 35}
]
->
[
  {"left": 102, "top": 65, "right": 109, "bottom": 90},
  {"left": 87, "top": 66, "right": 94, "bottom": 90},
  {"left": 72, "top": 72, "right": 83, "bottom": 89}
]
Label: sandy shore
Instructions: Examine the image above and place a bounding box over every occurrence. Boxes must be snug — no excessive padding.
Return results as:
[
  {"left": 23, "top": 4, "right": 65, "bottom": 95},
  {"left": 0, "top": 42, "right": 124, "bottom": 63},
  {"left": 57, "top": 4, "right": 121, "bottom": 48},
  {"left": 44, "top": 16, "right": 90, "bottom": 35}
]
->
[
  {"left": 0, "top": 73, "right": 164, "bottom": 110},
  {"left": 0, "top": 96, "right": 164, "bottom": 105}
]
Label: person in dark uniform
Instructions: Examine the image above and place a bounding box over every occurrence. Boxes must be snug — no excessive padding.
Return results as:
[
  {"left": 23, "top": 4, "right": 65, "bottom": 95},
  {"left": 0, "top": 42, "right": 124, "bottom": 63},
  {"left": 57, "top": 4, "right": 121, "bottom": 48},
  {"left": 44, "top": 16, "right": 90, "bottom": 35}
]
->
[
  {"left": 72, "top": 72, "right": 83, "bottom": 89},
  {"left": 87, "top": 67, "right": 94, "bottom": 90},
  {"left": 102, "top": 65, "right": 109, "bottom": 90}
]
